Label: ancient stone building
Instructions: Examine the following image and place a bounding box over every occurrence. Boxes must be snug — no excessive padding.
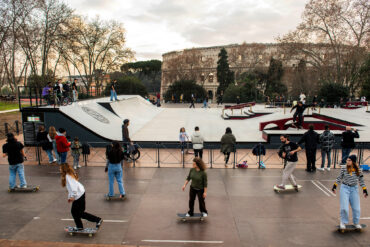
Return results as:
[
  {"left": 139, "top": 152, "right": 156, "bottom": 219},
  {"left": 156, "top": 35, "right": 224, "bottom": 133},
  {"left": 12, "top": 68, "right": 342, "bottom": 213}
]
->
[{"left": 161, "top": 43, "right": 341, "bottom": 100}]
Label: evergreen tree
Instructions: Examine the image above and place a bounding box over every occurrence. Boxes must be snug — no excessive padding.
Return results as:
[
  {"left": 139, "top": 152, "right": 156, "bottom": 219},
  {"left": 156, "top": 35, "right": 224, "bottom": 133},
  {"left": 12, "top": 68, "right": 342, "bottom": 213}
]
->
[
  {"left": 216, "top": 48, "right": 234, "bottom": 94},
  {"left": 265, "top": 58, "right": 287, "bottom": 96}
]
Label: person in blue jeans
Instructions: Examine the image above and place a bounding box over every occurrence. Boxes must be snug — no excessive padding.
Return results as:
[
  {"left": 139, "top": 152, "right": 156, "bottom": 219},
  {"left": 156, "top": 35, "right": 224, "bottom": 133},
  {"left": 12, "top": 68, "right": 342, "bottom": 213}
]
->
[
  {"left": 332, "top": 155, "right": 368, "bottom": 230},
  {"left": 110, "top": 80, "right": 118, "bottom": 101},
  {"left": 105, "top": 141, "right": 125, "bottom": 198},
  {"left": 2, "top": 133, "right": 27, "bottom": 189}
]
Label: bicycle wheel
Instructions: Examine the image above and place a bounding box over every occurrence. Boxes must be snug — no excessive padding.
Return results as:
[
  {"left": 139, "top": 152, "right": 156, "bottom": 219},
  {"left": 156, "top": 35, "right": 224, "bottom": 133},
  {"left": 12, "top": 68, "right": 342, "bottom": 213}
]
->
[
  {"left": 129, "top": 150, "right": 140, "bottom": 161},
  {"left": 62, "top": 97, "right": 70, "bottom": 106}
]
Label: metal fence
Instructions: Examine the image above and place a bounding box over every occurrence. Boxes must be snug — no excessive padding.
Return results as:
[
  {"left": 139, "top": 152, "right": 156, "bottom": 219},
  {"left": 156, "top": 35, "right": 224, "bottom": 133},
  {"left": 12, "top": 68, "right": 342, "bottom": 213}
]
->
[{"left": 22, "top": 142, "right": 370, "bottom": 170}]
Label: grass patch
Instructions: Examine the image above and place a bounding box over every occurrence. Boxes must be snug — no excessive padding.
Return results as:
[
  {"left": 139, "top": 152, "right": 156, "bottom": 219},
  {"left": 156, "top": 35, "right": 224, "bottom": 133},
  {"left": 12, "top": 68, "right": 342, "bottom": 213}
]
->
[{"left": 0, "top": 101, "right": 21, "bottom": 111}]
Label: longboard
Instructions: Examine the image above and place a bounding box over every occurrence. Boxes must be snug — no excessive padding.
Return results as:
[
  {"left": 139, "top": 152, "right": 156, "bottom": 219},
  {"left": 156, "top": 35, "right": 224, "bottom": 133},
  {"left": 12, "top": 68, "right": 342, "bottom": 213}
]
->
[
  {"left": 177, "top": 213, "right": 205, "bottom": 222},
  {"left": 8, "top": 185, "right": 39, "bottom": 193},
  {"left": 104, "top": 194, "right": 126, "bottom": 201},
  {"left": 274, "top": 184, "right": 302, "bottom": 193},
  {"left": 337, "top": 224, "right": 366, "bottom": 233},
  {"left": 65, "top": 226, "right": 98, "bottom": 237}
]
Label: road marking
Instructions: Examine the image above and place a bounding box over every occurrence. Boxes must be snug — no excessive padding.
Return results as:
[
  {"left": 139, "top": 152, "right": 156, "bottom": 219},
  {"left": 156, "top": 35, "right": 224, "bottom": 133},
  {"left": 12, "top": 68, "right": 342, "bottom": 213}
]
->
[
  {"left": 316, "top": 180, "right": 336, "bottom": 197},
  {"left": 61, "top": 219, "right": 128, "bottom": 223},
  {"left": 311, "top": 180, "right": 331, "bottom": 197},
  {"left": 360, "top": 217, "right": 370, "bottom": 220},
  {"left": 142, "top": 240, "right": 223, "bottom": 244}
]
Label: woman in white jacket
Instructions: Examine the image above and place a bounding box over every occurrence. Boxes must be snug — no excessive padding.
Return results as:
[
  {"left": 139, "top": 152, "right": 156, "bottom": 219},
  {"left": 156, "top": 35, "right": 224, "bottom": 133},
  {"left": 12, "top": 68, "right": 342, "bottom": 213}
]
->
[
  {"left": 191, "top": 126, "right": 204, "bottom": 159},
  {"left": 60, "top": 163, "right": 102, "bottom": 230}
]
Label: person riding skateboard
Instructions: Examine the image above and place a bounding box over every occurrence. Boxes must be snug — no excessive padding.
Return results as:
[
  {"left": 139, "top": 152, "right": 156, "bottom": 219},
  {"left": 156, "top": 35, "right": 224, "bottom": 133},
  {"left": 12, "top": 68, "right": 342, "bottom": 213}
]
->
[
  {"left": 332, "top": 155, "right": 368, "bottom": 230},
  {"left": 276, "top": 134, "right": 302, "bottom": 191},
  {"left": 182, "top": 157, "right": 208, "bottom": 218}
]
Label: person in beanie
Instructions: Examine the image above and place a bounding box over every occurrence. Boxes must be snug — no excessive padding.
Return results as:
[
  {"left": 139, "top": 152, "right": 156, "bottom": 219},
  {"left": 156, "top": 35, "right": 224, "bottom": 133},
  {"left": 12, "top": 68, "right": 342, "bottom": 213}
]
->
[
  {"left": 182, "top": 157, "right": 208, "bottom": 217},
  {"left": 191, "top": 126, "right": 204, "bottom": 159},
  {"left": 332, "top": 155, "right": 368, "bottom": 230},
  {"left": 341, "top": 126, "right": 359, "bottom": 164},
  {"left": 2, "top": 133, "right": 27, "bottom": 189},
  {"left": 60, "top": 163, "right": 102, "bottom": 230},
  {"left": 298, "top": 124, "right": 319, "bottom": 172},
  {"left": 319, "top": 125, "right": 335, "bottom": 171}
]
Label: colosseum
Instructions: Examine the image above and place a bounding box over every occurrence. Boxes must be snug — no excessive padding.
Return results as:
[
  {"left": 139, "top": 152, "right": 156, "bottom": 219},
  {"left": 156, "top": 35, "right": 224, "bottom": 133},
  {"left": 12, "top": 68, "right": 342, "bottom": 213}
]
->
[{"left": 161, "top": 43, "right": 343, "bottom": 101}]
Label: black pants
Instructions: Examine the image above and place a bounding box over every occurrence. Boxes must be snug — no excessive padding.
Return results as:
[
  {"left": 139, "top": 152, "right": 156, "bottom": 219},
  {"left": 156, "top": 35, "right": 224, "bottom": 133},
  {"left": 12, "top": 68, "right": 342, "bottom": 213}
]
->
[
  {"left": 224, "top": 152, "right": 231, "bottom": 163},
  {"left": 189, "top": 102, "right": 195, "bottom": 108},
  {"left": 293, "top": 112, "right": 303, "bottom": 127},
  {"left": 305, "top": 148, "right": 317, "bottom": 171},
  {"left": 71, "top": 193, "right": 100, "bottom": 229},
  {"left": 188, "top": 186, "right": 207, "bottom": 215},
  {"left": 194, "top": 149, "right": 203, "bottom": 159}
]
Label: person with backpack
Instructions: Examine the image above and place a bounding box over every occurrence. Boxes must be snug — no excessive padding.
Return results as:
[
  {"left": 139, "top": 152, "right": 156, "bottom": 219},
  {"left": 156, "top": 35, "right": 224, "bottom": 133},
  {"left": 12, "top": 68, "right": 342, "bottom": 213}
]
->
[
  {"left": 191, "top": 126, "right": 204, "bottom": 159},
  {"left": 332, "top": 155, "right": 368, "bottom": 230},
  {"left": 2, "top": 133, "right": 28, "bottom": 189},
  {"left": 55, "top": 128, "right": 71, "bottom": 164},
  {"left": 276, "top": 134, "right": 302, "bottom": 191},
  {"left": 105, "top": 141, "right": 126, "bottom": 198},
  {"left": 220, "top": 127, "right": 236, "bottom": 167},
  {"left": 298, "top": 124, "right": 320, "bottom": 172},
  {"left": 319, "top": 125, "right": 335, "bottom": 171},
  {"left": 37, "top": 124, "right": 56, "bottom": 164},
  {"left": 341, "top": 126, "right": 359, "bottom": 164},
  {"left": 182, "top": 157, "right": 208, "bottom": 218},
  {"left": 60, "top": 163, "right": 102, "bottom": 231}
]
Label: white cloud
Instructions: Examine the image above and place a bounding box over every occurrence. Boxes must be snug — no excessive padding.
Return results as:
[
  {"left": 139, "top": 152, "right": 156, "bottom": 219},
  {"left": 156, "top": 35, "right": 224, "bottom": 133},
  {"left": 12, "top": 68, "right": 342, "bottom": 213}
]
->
[{"left": 65, "top": 0, "right": 307, "bottom": 60}]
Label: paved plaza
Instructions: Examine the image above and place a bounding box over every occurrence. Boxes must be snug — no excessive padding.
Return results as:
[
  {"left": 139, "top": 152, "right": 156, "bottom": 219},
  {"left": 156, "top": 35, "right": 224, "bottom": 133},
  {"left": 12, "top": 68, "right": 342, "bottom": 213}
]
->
[{"left": 1, "top": 163, "right": 370, "bottom": 247}]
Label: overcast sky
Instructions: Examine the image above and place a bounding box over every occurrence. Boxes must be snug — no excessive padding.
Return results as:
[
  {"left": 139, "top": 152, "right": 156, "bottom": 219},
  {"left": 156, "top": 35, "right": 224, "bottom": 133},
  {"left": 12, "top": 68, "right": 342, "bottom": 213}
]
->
[{"left": 65, "top": 0, "right": 307, "bottom": 61}]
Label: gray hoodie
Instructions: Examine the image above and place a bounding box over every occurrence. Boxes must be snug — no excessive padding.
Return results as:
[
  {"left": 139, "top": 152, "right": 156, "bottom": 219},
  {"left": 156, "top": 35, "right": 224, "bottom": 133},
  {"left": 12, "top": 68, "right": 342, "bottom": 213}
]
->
[{"left": 191, "top": 131, "right": 204, "bottom": 149}]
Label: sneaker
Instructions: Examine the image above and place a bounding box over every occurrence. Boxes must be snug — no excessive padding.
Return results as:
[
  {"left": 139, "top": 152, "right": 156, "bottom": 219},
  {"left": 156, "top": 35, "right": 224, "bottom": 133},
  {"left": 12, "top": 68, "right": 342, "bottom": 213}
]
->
[
  {"left": 21, "top": 185, "right": 27, "bottom": 189},
  {"left": 355, "top": 224, "right": 362, "bottom": 229},
  {"left": 53, "top": 158, "right": 57, "bottom": 162},
  {"left": 202, "top": 212, "right": 208, "bottom": 217},
  {"left": 326, "top": 167, "right": 331, "bottom": 171},
  {"left": 16, "top": 185, "right": 21, "bottom": 188},
  {"left": 119, "top": 194, "right": 125, "bottom": 198},
  {"left": 73, "top": 166, "right": 77, "bottom": 170},
  {"left": 96, "top": 219, "right": 103, "bottom": 229},
  {"left": 340, "top": 222, "right": 346, "bottom": 230},
  {"left": 317, "top": 168, "right": 325, "bottom": 171},
  {"left": 185, "top": 213, "right": 191, "bottom": 217},
  {"left": 73, "top": 227, "right": 83, "bottom": 231},
  {"left": 77, "top": 165, "right": 81, "bottom": 168}
]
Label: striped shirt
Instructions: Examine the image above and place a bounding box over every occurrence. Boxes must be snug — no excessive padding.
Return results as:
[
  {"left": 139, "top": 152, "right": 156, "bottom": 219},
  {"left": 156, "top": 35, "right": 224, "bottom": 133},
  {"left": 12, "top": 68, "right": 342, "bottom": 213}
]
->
[{"left": 335, "top": 165, "right": 366, "bottom": 189}]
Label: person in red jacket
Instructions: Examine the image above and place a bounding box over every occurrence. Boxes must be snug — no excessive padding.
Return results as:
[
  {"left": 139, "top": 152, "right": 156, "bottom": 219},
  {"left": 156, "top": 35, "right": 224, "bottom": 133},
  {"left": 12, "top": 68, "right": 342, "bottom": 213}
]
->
[{"left": 55, "top": 128, "right": 71, "bottom": 164}]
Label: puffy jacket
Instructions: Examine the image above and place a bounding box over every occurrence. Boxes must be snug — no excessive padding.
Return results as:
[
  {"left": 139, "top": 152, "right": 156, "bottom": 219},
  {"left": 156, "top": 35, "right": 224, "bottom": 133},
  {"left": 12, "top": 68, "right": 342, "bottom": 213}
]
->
[
  {"left": 55, "top": 135, "right": 71, "bottom": 153},
  {"left": 191, "top": 131, "right": 204, "bottom": 149},
  {"left": 220, "top": 133, "right": 236, "bottom": 153},
  {"left": 341, "top": 130, "right": 359, "bottom": 148},
  {"left": 298, "top": 129, "right": 319, "bottom": 149},
  {"left": 319, "top": 130, "right": 335, "bottom": 150}
]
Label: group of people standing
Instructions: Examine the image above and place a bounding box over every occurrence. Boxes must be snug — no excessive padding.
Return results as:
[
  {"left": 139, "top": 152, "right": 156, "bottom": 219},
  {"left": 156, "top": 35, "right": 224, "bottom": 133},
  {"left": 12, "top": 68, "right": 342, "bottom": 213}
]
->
[{"left": 42, "top": 79, "right": 79, "bottom": 105}]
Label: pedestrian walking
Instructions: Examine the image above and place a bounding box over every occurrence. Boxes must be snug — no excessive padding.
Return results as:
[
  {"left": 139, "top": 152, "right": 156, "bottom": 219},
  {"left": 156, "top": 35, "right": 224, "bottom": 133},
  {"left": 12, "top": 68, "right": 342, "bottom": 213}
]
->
[
  {"left": 319, "top": 125, "right": 335, "bottom": 171},
  {"left": 2, "top": 133, "right": 28, "bottom": 189},
  {"left": 298, "top": 124, "right": 319, "bottom": 172},
  {"left": 341, "top": 126, "right": 359, "bottom": 164},
  {"left": 276, "top": 134, "right": 302, "bottom": 190},
  {"left": 105, "top": 141, "right": 126, "bottom": 198},
  {"left": 182, "top": 157, "right": 208, "bottom": 217},
  {"left": 220, "top": 127, "right": 236, "bottom": 167},
  {"left": 48, "top": 126, "right": 59, "bottom": 164},
  {"left": 60, "top": 163, "right": 103, "bottom": 231},
  {"left": 189, "top": 96, "right": 195, "bottom": 108},
  {"left": 332, "top": 155, "right": 368, "bottom": 230},
  {"left": 71, "top": 137, "right": 82, "bottom": 169},
  {"left": 37, "top": 124, "right": 56, "bottom": 164},
  {"left": 55, "top": 128, "right": 71, "bottom": 164},
  {"left": 191, "top": 126, "right": 204, "bottom": 159}
]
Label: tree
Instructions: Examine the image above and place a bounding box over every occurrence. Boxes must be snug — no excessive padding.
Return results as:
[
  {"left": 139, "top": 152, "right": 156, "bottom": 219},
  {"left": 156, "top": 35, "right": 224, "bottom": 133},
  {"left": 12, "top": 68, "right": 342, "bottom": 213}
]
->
[
  {"left": 104, "top": 76, "right": 147, "bottom": 96},
  {"left": 264, "top": 58, "right": 287, "bottom": 96},
  {"left": 216, "top": 48, "right": 234, "bottom": 95},
  {"left": 27, "top": 69, "right": 55, "bottom": 88},
  {"left": 359, "top": 54, "right": 370, "bottom": 98},
  {"left": 121, "top": 60, "right": 162, "bottom": 93},
  {"left": 163, "top": 80, "right": 206, "bottom": 102},
  {"left": 318, "top": 82, "right": 349, "bottom": 105}
]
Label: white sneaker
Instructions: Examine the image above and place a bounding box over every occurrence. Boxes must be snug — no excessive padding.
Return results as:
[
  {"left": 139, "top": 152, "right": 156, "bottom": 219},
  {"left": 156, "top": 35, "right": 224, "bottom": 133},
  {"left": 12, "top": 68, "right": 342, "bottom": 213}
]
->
[
  {"left": 21, "top": 185, "right": 27, "bottom": 189},
  {"left": 318, "top": 168, "right": 325, "bottom": 171},
  {"left": 53, "top": 158, "right": 57, "bottom": 162},
  {"left": 73, "top": 166, "right": 77, "bottom": 170},
  {"left": 326, "top": 167, "right": 330, "bottom": 171},
  {"left": 185, "top": 213, "right": 190, "bottom": 217},
  {"left": 77, "top": 165, "right": 81, "bottom": 168},
  {"left": 202, "top": 212, "right": 208, "bottom": 217},
  {"left": 355, "top": 224, "right": 362, "bottom": 229},
  {"left": 340, "top": 222, "right": 346, "bottom": 230}
]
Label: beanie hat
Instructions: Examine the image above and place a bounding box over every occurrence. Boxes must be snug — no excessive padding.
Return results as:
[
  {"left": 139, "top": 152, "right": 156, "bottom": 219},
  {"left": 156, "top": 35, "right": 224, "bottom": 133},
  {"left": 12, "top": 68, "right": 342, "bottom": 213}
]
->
[{"left": 348, "top": 154, "right": 357, "bottom": 163}]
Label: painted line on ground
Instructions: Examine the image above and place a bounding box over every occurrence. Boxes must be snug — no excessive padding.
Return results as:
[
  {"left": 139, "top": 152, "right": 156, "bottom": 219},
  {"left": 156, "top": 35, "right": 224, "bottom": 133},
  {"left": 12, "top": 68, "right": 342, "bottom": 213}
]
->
[
  {"left": 360, "top": 217, "right": 370, "bottom": 220},
  {"left": 316, "top": 180, "right": 336, "bottom": 197},
  {"left": 311, "top": 180, "right": 331, "bottom": 197},
  {"left": 61, "top": 219, "right": 128, "bottom": 223},
  {"left": 142, "top": 240, "right": 223, "bottom": 244}
]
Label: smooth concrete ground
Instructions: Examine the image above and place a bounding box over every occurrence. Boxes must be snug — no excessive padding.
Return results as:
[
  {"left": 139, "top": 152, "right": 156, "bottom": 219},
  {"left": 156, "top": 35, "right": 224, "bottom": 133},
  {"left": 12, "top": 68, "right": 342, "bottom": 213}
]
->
[{"left": 1, "top": 165, "right": 370, "bottom": 247}]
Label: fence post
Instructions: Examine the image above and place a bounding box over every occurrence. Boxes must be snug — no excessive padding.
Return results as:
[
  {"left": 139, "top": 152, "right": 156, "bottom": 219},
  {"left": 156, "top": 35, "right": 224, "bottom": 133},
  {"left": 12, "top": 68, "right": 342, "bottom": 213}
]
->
[
  {"left": 4, "top": 123, "right": 9, "bottom": 135},
  {"left": 157, "top": 142, "right": 160, "bottom": 168},
  {"left": 15, "top": 120, "right": 19, "bottom": 135},
  {"left": 182, "top": 148, "right": 185, "bottom": 168},
  {"left": 210, "top": 147, "right": 213, "bottom": 169}
]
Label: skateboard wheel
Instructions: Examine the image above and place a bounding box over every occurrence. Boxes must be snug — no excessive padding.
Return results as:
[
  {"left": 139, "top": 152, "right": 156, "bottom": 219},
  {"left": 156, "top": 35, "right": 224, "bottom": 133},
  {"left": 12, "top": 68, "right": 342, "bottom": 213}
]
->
[
  {"left": 89, "top": 233, "right": 92, "bottom": 237},
  {"left": 200, "top": 218, "right": 204, "bottom": 221},
  {"left": 181, "top": 218, "right": 186, "bottom": 222},
  {"left": 69, "top": 232, "right": 73, "bottom": 236}
]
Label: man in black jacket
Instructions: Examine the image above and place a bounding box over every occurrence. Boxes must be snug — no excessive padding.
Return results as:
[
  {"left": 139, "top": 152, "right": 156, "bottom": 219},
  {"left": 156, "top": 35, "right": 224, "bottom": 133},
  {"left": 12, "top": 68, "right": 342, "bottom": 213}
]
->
[
  {"left": 298, "top": 124, "right": 320, "bottom": 172},
  {"left": 290, "top": 101, "right": 309, "bottom": 129},
  {"left": 341, "top": 126, "right": 359, "bottom": 164}
]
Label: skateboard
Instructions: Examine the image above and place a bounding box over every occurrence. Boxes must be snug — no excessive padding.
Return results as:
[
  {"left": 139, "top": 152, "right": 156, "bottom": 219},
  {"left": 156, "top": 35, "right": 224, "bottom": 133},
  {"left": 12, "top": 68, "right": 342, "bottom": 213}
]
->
[
  {"left": 177, "top": 213, "right": 205, "bottom": 222},
  {"left": 65, "top": 226, "right": 98, "bottom": 237},
  {"left": 336, "top": 224, "right": 366, "bottom": 233},
  {"left": 104, "top": 194, "right": 126, "bottom": 201},
  {"left": 274, "top": 184, "right": 302, "bottom": 193},
  {"left": 8, "top": 185, "right": 39, "bottom": 193}
]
